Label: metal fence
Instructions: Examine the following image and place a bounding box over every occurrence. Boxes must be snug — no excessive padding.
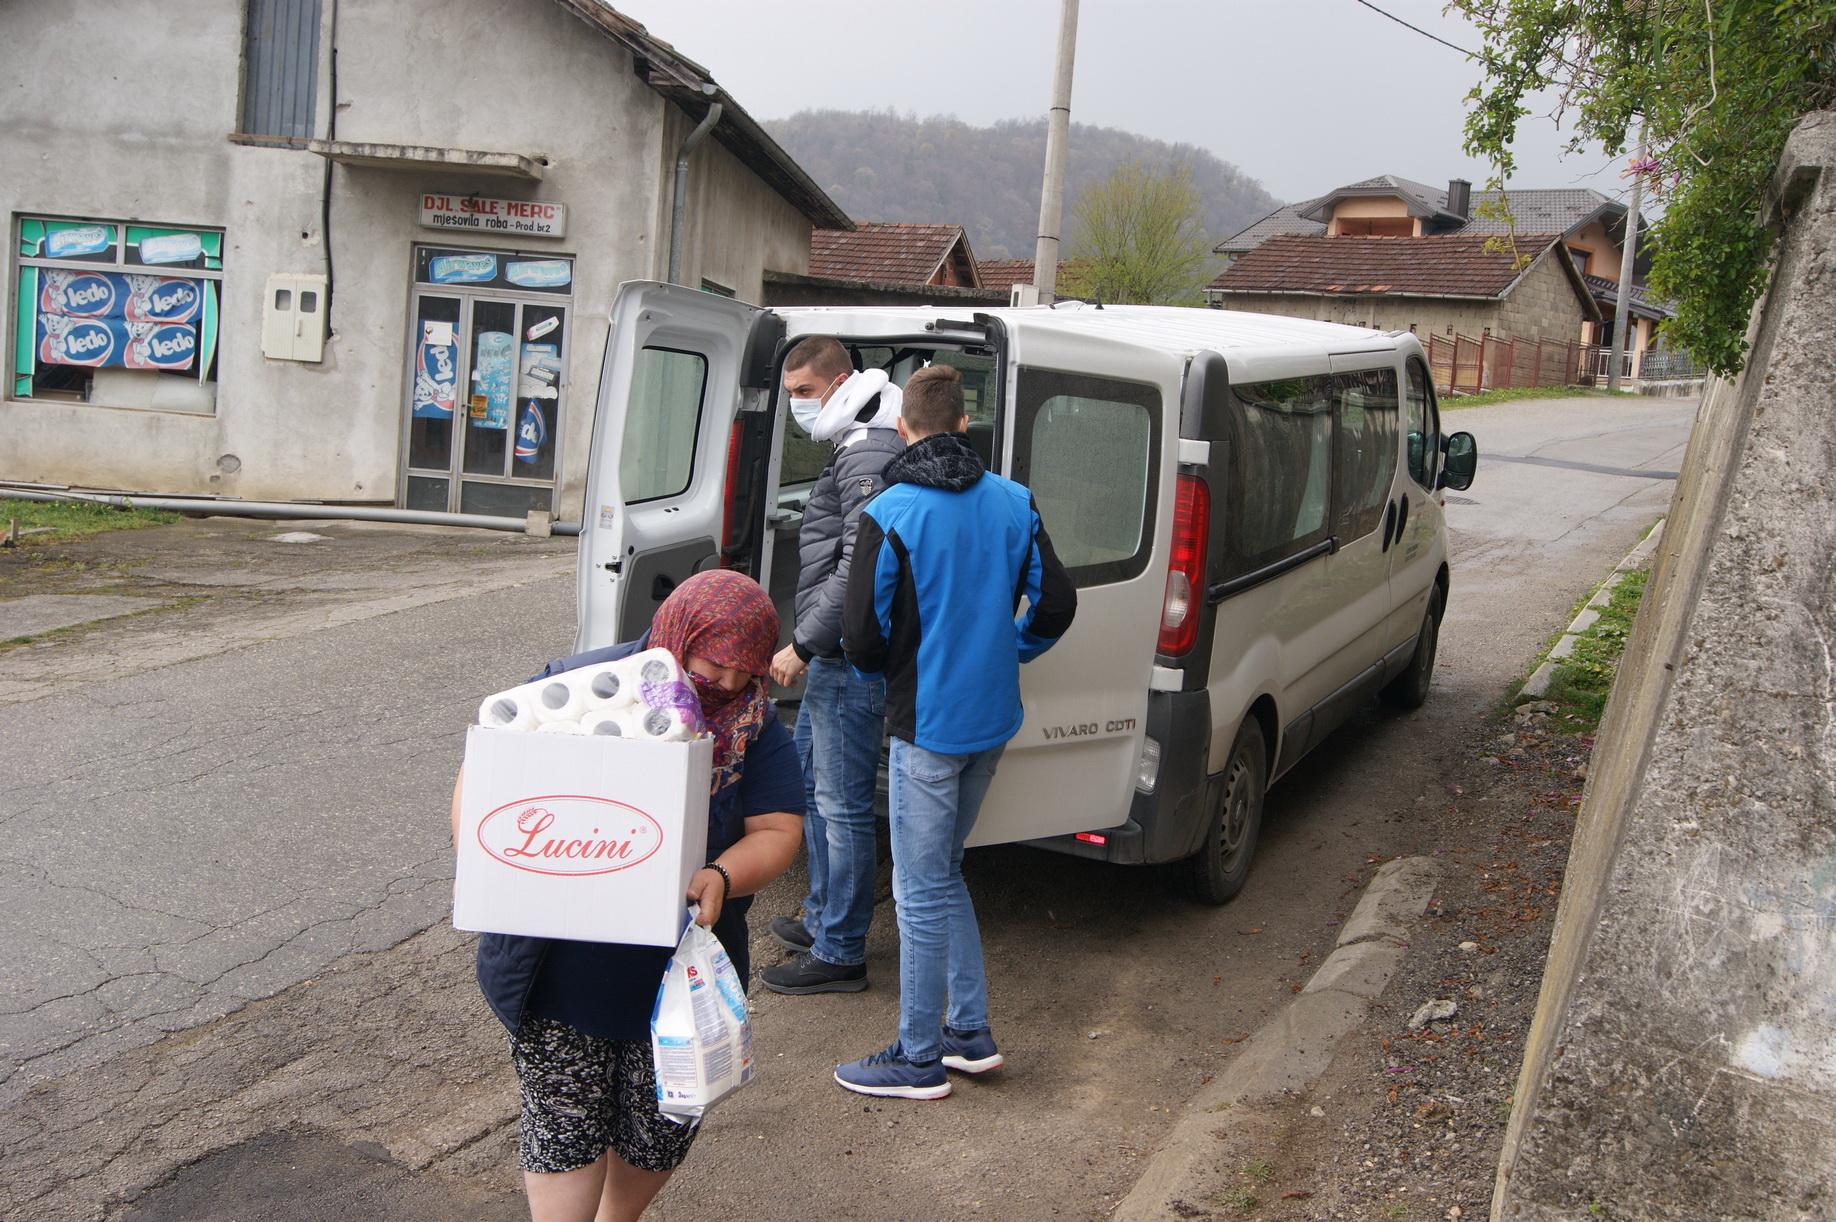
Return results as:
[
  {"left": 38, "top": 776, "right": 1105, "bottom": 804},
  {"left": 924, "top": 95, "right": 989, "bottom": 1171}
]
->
[{"left": 1421, "top": 332, "right": 1705, "bottom": 396}]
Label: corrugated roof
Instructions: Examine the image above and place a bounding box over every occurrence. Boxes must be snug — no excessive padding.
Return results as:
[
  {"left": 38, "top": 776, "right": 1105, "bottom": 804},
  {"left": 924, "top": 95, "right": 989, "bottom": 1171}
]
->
[
  {"left": 1215, "top": 202, "right": 1327, "bottom": 253},
  {"left": 810, "top": 223, "right": 973, "bottom": 285},
  {"left": 1208, "top": 233, "right": 1565, "bottom": 299},
  {"left": 549, "top": 1, "right": 851, "bottom": 229},
  {"left": 1218, "top": 181, "right": 1628, "bottom": 255},
  {"left": 1583, "top": 274, "right": 1674, "bottom": 319}
]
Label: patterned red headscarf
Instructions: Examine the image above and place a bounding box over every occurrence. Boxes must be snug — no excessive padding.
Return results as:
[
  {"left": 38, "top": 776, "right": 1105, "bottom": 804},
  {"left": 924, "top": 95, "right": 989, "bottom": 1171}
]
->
[{"left": 648, "top": 569, "right": 780, "bottom": 794}]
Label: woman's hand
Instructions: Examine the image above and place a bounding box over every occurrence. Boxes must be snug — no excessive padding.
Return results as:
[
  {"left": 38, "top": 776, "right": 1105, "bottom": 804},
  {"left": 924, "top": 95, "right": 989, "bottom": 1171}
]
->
[{"left": 686, "top": 867, "right": 727, "bottom": 927}]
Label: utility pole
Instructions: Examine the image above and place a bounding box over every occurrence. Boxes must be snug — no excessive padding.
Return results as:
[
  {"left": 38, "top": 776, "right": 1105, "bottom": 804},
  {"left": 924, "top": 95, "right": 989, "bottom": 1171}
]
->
[
  {"left": 1031, "top": 0, "right": 1079, "bottom": 303},
  {"left": 1606, "top": 121, "right": 1647, "bottom": 392}
]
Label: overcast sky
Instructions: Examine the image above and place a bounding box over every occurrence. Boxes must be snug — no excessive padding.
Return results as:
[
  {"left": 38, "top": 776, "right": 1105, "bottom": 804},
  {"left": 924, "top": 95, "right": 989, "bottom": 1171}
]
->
[{"left": 611, "top": 0, "right": 1633, "bottom": 206}]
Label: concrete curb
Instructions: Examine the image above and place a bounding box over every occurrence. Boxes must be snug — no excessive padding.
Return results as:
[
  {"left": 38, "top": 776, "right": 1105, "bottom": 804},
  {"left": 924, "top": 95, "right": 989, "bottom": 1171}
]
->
[
  {"left": 1111, "top": 857, "right": 1441, "bottom": 1221},
  {"left": 1519, "top": 519, "right": 1666, "bottom": 699}
]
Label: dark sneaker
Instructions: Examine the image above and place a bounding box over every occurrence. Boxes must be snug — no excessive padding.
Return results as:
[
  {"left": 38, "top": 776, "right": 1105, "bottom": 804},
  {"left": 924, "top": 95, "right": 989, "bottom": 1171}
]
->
[
  {"left": 760, "top": 952, "right": 867, "bottom": 995},
  {"left": 941, "top": 1026, "right": 1005, "bottom": 1074},
  {"left": 834, "top": 1042, "right": 951, "bottom": 1100},
  {"left": 769, "top": 915, "right": 813, "bottom": 953}
]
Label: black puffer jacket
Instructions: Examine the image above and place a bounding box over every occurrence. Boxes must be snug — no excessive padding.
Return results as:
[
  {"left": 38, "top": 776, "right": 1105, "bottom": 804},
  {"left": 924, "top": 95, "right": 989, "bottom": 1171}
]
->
[{"left": 790, "top": 424, "right": 904, "bottom": 661}]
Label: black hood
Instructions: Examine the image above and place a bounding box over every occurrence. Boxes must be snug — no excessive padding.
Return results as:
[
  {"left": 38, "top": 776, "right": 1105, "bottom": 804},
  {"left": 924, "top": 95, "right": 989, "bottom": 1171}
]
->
[{"left": 883, "top": 431, "right": 984, "bottom": 493}]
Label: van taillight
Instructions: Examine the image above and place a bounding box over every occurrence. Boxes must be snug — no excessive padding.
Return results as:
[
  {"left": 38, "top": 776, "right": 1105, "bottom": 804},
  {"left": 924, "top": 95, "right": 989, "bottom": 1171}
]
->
[
  {"left": 719, "top": 420, "right": 745, "bottom": 567},
  {"left": 1158, "top": 474, "right": 1210, "bottom": 656}
]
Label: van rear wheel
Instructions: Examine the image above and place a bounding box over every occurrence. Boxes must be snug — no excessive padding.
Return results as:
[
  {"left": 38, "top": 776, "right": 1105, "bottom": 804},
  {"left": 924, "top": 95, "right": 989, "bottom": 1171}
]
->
[
  {"left": 1185, "top": 719, "right": 1267, "bottom": 905},
  {"left": 1381, "top": 585, "right": 1444, "bottom": 711}
]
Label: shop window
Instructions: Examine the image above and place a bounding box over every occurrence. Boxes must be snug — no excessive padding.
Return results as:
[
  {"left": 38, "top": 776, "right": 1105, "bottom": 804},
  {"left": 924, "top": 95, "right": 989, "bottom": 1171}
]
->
[
  {"left": 1010, "top": 369, "right": 1161, "bottom": 587},
  {"left": 621, "top": 347, "right": 707, "bottom": 503},
  {"left": 240, "top": 0, "right": 321, "bottom": 140},
  {"left": 13, "top": 216, "right": 223, "bottom": 413}
]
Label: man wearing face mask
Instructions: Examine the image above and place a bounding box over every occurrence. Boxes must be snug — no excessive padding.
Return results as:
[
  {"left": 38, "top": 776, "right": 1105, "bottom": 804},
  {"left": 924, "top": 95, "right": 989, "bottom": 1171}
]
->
[{"left": 760, "top": 336, "right": 902, "bottom": 996}]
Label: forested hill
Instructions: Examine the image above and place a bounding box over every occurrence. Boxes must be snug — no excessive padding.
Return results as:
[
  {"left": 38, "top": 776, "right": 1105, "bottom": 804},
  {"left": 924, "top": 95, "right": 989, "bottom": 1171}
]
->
[{"left": 766, "top": 110, "right": 1283, "bottom": 260}]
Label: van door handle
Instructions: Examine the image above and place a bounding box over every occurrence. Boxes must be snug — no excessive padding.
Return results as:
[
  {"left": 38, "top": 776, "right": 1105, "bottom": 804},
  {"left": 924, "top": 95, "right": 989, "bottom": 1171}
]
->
[
  {"left": 1395, "top": 493, "right": 1410, "bottom": 541},
  {"left": 1382, "top": 499, "right": 1398, "bottom": 552}
]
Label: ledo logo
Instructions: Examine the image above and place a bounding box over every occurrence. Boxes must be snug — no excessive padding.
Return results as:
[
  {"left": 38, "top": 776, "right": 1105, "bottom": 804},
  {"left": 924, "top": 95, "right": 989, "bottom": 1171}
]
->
[{"left": 476, "top": 794, "right": 663, "bottom": 876}]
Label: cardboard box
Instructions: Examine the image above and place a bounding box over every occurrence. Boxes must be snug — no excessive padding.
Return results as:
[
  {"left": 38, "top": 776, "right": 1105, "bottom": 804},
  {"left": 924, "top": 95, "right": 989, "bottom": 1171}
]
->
[{"left": 454, "top": 726, "right": 712, "bottom": 947}]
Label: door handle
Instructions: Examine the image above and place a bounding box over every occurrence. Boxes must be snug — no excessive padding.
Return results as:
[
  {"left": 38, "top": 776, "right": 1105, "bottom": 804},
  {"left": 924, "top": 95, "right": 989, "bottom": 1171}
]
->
[
  {"left": 1395, "top": 494, "right": 1410, "bottom": 541},
  {"left": 1382, "top": 499, "right": 1398, "bottom": 552}
]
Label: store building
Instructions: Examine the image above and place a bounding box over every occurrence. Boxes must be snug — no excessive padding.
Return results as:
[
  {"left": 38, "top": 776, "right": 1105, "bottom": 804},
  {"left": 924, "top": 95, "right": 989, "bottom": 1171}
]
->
[{"left": 1, "top": 0, "right": 848, "bottom": 522}]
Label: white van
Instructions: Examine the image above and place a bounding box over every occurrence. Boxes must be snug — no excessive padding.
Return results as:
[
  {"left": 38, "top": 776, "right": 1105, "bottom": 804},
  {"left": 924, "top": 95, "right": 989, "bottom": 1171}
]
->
[{"left": 575, "top": 284, "right": 1478, "bottom": 902}]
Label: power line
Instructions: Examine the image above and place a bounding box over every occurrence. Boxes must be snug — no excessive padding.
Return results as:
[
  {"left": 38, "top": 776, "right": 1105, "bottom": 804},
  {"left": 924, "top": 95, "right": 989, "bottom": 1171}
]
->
[{"left": 1350, "top": 0, "right": 1476, "bottom": 57}]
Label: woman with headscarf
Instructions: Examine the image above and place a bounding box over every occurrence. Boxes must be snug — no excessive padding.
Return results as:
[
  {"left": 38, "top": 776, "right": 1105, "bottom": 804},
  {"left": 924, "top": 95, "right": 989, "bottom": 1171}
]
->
[{"left": 452, "top": 570, "right": 804, "bottom": 1222}]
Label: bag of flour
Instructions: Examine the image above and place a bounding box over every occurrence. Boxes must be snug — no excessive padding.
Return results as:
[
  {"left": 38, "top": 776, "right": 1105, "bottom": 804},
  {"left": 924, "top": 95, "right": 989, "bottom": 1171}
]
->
[{"left": 651, "top": 910, "right": 753, "bottom": 1122}]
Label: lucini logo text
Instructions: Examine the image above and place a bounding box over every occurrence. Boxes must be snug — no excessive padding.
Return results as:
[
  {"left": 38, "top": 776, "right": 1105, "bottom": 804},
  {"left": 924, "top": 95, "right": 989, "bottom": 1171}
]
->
[{"left": 477, "top": 794, "right": 663, "bottom": 876}]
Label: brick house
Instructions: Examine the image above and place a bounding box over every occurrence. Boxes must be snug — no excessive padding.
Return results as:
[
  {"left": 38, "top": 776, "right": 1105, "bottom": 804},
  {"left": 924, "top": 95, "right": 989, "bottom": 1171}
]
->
[
  {"left": 1208, "top": 175, "right": 1671, "bottom": 377},
  {"left": 763, "top": 222, "right": 1004, "bottom": 307},
  {"left": 1208, "top": 232, "right": 1600, "bottom": 345}
]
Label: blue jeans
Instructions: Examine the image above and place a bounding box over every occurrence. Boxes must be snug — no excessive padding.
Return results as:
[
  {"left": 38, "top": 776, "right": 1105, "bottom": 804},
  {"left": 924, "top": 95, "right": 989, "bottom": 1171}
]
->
[
  {"left": 887, "top": 738, "right": 1005, "bottom": 1063},
  {"left": 792, "top": 657, "right": 885, "bottom": 967}
]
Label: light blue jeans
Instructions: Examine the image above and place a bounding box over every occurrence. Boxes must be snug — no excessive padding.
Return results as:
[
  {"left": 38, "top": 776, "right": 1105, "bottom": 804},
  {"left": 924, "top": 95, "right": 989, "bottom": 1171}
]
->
[
  {"left": 793, "top": 657, "right": 885, "bottom": 967},
  {"left": 887, "top": 737, "right": 1005, "bottom": 1063}
]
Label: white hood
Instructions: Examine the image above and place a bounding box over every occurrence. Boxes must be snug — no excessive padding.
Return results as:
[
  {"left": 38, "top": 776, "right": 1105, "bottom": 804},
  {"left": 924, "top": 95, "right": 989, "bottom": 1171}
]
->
[{"left": 811, "top": 369, "right": 902, "bottom": 448}]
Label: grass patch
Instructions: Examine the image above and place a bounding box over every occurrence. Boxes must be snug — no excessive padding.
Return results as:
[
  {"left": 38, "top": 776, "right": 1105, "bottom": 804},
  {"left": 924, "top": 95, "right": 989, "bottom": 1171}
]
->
[
  {"left": 1, "top": 498, "right": 180, "bottom": 545},
  {"left": 1441, "top": 385, "right": 1609, "bottom": 410},
  {"left": 1540, "top": 568, "right": 1649, "bottom": 732}
]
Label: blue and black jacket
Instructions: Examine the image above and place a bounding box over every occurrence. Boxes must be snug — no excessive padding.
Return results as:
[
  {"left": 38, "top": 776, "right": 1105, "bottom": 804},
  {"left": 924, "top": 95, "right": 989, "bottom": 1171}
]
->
[{"left": 842, "top": 431, "right": 1076, "bottom": 755}]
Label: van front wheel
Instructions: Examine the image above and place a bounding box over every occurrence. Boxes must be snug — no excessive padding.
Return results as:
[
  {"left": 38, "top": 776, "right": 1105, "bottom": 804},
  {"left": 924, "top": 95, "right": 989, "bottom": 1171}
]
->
[
  {"left": 1381, "top": 585, "right": 1444, "bottom": 711},
  {"left": 1185, "top": 719, "right": 1267, "bottom": 905}
]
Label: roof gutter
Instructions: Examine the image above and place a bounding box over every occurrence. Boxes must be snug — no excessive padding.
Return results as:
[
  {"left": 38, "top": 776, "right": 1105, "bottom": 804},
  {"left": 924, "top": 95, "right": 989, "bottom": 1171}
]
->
[{"left": 667, "top": 94, "right": 721, "bottom": 285}]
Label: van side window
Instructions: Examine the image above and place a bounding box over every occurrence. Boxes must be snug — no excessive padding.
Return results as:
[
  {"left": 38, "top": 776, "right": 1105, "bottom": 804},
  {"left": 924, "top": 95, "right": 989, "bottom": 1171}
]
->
[
  {"left": 1331, "top": 368, "right": 1399, "bottom": 541},
  {"left": 1010, "top": 369, "right": 1160, "bottom": 587},
  {"left": 1404, "top": 358, "right": 1439, "bottom": 488},
  {"left": 1225, "top": 376, "right": 1334, "bottom": 574},
  {"left": 620, "top": 346, "right": 706, "bottom": 503}
]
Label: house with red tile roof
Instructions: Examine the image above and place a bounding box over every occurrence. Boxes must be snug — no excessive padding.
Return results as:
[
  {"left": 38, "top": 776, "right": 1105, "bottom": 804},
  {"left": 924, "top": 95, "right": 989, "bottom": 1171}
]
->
[
  {"left": 764, "top": 222, "right": 1007, "bottom": 307},
  {"left": 1208, "top": 174, "right": 1672, "bottom": 378},
  {"left": 1208, "top": 232, "right": 1600, "bottom": 349}
]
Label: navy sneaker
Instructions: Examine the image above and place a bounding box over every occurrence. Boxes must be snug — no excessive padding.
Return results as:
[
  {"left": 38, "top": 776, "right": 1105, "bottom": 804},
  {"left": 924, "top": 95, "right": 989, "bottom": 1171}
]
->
[
  {"left": 834, "top": 1042, "right": 951, "bottom": 1100},
  {"left": 769, "top": 915, "right": 813, "bottom": 953},
  {"left": 941, "top": 1026, "right": 1005, "bottom": 1074},
  {"left": 760, "top": 952, "right": 867, "bottom": 995}
]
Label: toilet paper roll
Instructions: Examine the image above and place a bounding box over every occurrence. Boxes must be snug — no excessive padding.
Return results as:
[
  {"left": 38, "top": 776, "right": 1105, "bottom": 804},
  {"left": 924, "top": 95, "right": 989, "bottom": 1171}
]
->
[
  {"left": 478, "top": 690, "right": 535, "bottom": 730},
  {"left": 536, "top": 719, "right": 585, "bottom": 734},
  {"left": 576, "top": 661, "right": 638, "bottom": 710},
  {"left": 580, "top": 707, "right": 628, "bottom": 736},
  {"left": 627, "top": 647, "right": 686, "bottom": 690},
  {"left": 530, "top": 676, "right": 588, "bottom": 724},
  {"left": 623, "top": 704, "right": 699, "bottom": 742}
]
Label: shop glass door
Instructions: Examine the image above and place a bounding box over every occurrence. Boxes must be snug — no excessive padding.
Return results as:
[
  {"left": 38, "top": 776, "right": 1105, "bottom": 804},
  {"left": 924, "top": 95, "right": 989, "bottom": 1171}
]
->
[{"left": 399, "top": 246, "right": 572, "bottom": 515}]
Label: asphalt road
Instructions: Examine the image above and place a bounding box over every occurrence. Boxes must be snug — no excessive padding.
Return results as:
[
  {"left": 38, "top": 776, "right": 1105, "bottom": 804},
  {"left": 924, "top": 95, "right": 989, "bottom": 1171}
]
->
[{"left": 0, "top": 393, "right": 1696, "bottom": 1220}]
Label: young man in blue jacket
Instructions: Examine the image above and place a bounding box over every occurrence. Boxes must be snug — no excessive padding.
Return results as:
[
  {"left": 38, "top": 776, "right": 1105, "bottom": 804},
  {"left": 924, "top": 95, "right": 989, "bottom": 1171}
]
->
[{"left": 834, "top": 363, "right": 1077, "bottom": 1099}]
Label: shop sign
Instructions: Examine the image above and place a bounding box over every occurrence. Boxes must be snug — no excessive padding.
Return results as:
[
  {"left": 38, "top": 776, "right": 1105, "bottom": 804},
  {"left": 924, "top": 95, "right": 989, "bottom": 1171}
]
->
[
  {"left": 38, "top": 316, "right": 196, "bottom": 371},
  {"left": 420, "top": 194, "right": 567, "bottom": 239}
]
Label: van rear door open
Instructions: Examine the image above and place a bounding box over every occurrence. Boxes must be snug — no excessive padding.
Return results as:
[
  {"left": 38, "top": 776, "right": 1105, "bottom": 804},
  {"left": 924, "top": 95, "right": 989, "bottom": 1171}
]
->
[
  {"left": 965, "top": 322, "right": 1182, "bottom": 847},
  {"left": 575, "top": 282, "right": 764, "bottom": 651}
]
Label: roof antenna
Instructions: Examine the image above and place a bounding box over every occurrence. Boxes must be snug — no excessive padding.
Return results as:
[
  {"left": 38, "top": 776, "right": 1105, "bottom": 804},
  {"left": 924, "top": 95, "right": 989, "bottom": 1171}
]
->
[{"left": 1093, "top": 294, "right": 1103, "bottom": 309}]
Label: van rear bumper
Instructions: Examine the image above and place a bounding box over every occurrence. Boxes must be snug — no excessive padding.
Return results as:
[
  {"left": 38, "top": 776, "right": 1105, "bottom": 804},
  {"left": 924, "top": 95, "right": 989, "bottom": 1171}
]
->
[{"left": 1026, "top": 688, "right": 1213, "bottom": 866}]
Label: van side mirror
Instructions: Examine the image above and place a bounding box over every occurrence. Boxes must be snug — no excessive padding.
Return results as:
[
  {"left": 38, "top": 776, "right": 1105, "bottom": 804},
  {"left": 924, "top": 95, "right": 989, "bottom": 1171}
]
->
[{"left": 1438, "top": 432, "right": 1477, "bottom": 491}]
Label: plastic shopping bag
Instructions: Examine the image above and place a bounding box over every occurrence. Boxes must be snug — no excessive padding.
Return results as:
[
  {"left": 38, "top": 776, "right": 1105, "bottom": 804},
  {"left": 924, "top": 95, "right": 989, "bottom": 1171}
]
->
[{"left": 650, "top": 909, "right": 753, "bottom": 1122}]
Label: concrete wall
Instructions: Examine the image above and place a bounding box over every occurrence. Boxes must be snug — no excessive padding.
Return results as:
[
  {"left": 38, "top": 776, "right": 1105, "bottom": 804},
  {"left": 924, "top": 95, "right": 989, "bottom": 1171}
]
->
[
  {"left": 0, "top": 0, "right": 813, "bottom": 519},
  {"left": 1495, "top": 248, "right": 1591, "bottom": 342},
  {"left": 1218, "top": 293, "right": 1503, "bottom": 340},
  {"left": 1493, "top": 111, "right": 1836, "bottom": 1219}
]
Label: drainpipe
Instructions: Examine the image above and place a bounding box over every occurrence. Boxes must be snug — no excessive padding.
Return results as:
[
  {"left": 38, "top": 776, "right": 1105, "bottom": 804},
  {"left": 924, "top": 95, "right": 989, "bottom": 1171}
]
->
[{"left": 667, "top": 96, "right": 722, "bottom": 286}]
